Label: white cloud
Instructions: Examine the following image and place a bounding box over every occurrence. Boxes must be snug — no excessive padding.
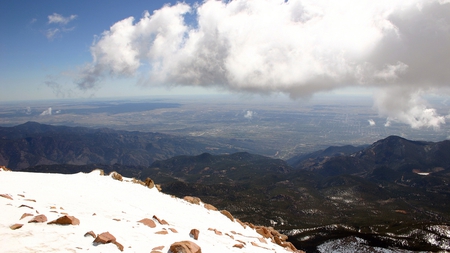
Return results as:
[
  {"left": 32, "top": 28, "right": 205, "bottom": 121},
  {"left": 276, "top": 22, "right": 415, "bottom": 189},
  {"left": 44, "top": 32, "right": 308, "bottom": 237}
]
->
[
  {"left": 368, "top": 119, "right": 376, "bottom": 126},
  {"left": 40, "top": 107, "right": 52, "bottom": 116},
  {"left": 244, "top": 110, "right": 255, "bottom": 119},
  {"left": 75, "top": 0, "right": 450, "bottom": 128},
  {"left": 48, "top": 13, "right": 77, "bottom": 25}
]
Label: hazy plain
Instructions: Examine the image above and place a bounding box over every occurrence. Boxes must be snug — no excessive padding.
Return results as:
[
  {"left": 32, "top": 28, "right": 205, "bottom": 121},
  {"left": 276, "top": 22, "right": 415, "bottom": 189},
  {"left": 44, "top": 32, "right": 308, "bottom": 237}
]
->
[{"left": 1, "top": 94, "right": 449, "bottom": 159}]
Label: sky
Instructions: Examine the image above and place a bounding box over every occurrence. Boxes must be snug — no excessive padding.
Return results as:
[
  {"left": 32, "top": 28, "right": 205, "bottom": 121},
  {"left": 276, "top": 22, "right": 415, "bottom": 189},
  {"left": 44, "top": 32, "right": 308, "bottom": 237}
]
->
[
  {"left": 1, "top": 0, "right": 450, "bottom": 129},
  {"left": 0, "top": 169, "right": 295, "bottom": 252}
]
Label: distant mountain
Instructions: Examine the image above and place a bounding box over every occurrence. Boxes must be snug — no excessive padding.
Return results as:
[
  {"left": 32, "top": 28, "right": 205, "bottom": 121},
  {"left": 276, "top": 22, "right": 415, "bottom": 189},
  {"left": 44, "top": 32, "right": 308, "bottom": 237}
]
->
[
  {"left": 287, "top": 144, "right": 367, "bottom": 168},
  {"left": 0, "top": 122, "right": 233, "bottom": 170},
  {"left": 297, "top": 135, "right": 450, "bottom": 177},
  {"left": 9, "top": 129, "right": 450, "bottom": 252}
]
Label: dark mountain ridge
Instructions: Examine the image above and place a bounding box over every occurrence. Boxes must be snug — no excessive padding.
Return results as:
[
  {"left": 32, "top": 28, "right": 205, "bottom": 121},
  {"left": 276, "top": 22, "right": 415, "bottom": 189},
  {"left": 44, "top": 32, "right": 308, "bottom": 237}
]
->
[{"left": 0, "top": 122, "right": 233, "bottom": 170}]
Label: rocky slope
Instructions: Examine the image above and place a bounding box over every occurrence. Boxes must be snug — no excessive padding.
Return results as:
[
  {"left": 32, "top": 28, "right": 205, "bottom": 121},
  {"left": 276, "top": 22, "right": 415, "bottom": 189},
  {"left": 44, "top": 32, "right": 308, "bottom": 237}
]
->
[{"left": 0, "top": 168, "right": 302, "bottom": 253}]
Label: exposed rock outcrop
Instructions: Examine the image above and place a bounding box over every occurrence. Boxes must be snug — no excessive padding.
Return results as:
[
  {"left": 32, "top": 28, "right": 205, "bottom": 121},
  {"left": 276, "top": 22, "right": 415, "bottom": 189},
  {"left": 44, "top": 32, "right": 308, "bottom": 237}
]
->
[{"left": 144, "top": 177, "right": 155, "bottom": 189}]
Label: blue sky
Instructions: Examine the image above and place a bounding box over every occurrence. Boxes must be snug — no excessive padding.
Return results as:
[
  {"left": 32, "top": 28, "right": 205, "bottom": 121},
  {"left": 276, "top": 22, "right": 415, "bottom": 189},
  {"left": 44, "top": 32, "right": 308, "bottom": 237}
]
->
[
  {"left": 1, "top": 0, "right": 450, "bottom": 129},
  {"left": 0, "top": 0, "right": 200, "bottom": 101}
]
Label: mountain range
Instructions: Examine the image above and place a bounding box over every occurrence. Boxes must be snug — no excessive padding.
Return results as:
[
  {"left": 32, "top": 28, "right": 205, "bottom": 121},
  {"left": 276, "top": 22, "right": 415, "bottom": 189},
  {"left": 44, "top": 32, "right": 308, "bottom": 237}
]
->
[{"left": 1, "top": 122, "right": 449, "bottom": 252}]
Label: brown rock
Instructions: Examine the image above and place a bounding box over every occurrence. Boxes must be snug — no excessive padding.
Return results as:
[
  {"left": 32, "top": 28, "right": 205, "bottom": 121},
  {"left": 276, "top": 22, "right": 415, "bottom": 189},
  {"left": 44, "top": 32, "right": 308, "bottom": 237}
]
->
[
  {"left": 220, "top": 210, "right": 234, "bottom": 222},
  {"left": 144, "top": 177, "right": 155, "bottom": 188},
  {"left": 48, "top": 215, "right": 80, "bottom": 225},
  {"left": 20, "top": 213, "right": 33, "bottom": 220},
  {"left": 153, "top": 215, "right": 169, "bottom": 225},
  {"left": 208, "top": 228, "right": 223, "bottom": 235},
  {"left": 255, "top": 226, "right": 271, "bottom": 238},
  {"left": 155, "top": 184, "right": 162, "bottom": 191},
  {"left": 28, "top": 214, "right": 47, "bottom": 223},
  {"left": 93, "top": 232, "right": 116, "bottom": 244},
  {"left": 233, "top": 244, "right": 245, "bottom": 249},
  {"left": 17, "top": 194, "right": 25, "bottom": 198},
  {"left": 138, "top": 218, "right": 156, "bottom": 228},
  {"left": 169, "top": 241, "right": 202, "bottom": 253},
  {"left": 110, "top": 171, "right": 123, "bottom": 181},
  {"left": 132, "top": 178, "right": 145, "bottom": 186},
  {"left": 204, "top": 203, "right": 217, "bottom": 211},
  {"left": 155, "top": 230, "right": 169, "bottom": 235},
  {"left": 0, "top": 194, "right": 13, "bottom": 200},
  {"left": 10, "top": 223, "right": 23, "bottom": 230},
  {"left": 183, "top": 196, "right": 201, "bottom": 205},
  {"left": 91, "top": 169, "right": 105, "bottom": 175},
  {"left": 0, "top": 166, "right": 11, "bottom": 171},
  {"left": 258, "top": 237, "right": 267, "bottom": 244},
  {"left": 189, "top": 229, "right": 200, "bottom": 240},
  {"left": 19, "top": 204, "right": 33, "bottom": 209},
  {"left": 235, "top": 219, "right": 247, "bottom": 228},
  {"left": 113, "top": 241, "right": 124, "bottom": 251},
  {"left": 169, "top": 228, "right": 178, "bottom": 233},
  {"left": 84, "top": 231, "right": 96, "bottom": 238},
  {"left": 152, "top": 246, "right": 165, "bottom": 251}
]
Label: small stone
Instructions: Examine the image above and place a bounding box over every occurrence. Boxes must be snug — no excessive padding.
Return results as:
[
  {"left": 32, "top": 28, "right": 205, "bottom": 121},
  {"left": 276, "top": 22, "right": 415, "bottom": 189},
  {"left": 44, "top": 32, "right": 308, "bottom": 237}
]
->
[
  {"left": 183, "top": 196, "right": 201, "bottom": 205},
  {"left": 84, "top": 231, "right": 96, "bottom": 238},
  {"left": 20, "top": 213, "right": 33, "bottom": 220},
  {"left": 169, "top": 228, "right": 178, "bottom": 233},
  {"left": 10, "top": 224, "right": 23, "bottom": 230},
  {"left": 189, "top": 229, "right": 200, "bottom": 240},
  {"left": 233, "top": 244, "right": 245, "bottom": 249},
  {"left": 155, "top": 230, "right": 169, "bottom": 235},
  {"left": 0, "top": 194, "right": 13, "bottom": 200},
  {"left": 204, "top": 203, "right": 217, "bottom": 211},
  {"left": 19, "top": 204, "right": 33, "bottom": 209}
]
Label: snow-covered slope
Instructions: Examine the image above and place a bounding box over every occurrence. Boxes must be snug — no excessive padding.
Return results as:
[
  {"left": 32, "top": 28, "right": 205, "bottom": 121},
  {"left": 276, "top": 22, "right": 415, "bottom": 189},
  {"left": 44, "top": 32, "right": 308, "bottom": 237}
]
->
[{"left": 0, "top": 169, "right": 300, "bottom": 253}]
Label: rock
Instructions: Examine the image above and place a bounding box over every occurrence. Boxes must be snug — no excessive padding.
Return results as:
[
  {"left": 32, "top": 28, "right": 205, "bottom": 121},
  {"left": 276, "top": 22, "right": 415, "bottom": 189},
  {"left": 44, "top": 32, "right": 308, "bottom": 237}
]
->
[
  {"left": 20, "top": 213, "right": 33, "bottom": 220},
  {"left": 48, "top": 215, "right": 80, "bottom": 225},
  {"left": 138, "top": 218, "right": 156, "bottom": 228},
  {"left": 91, "top": 169, "right": 105, "bottom": 175},
  {"left": 152, "top": 246, "right": 165, "bottom": 251},
  {"left": 84, "top": 231, "right": 96, "bottom": 238},
  {"left": 93, "top": 232, "right": 123, "bottom": 251},
  {"left": 0, "top": 166, "right": 11, "bottom": 171},
  {"left": 28, "top": 214, "right": 47, "bottom": 223},
  {"left": 220, "top": 210, "right": 234, "bottom": 222},
  {"left": 113, "top": 241, "right": 124, "bottom": 251},
  {"left": 144, "top": 177, "right": 155, "bottom": 188},
  {"left": 19, "top": 204, "right": 33, "bottom": 209},
  {"left": 110, "top": 171, "right": 123, "bottom": 181},
  {"left": 93, "top": 232, "right": 116, "bottom": 244},
  {"left": 0, "top": 194, "right": 13, "bottom": 200},
  {"left": 169, "top": 241, "right": 202, "bottom": 253},
  {"left": 255, "top": 226, "right": 271, "bottom": 238},
  {"left": 204, "top": 203, "right": 217, "bottom": 211},
  {"left": 153, "top": 215, "right": 169, "bottom": 225},
  {"left": 155, "top": 230, "right": 168, "bottom": 235},
  {"left": 189, "top": 229, "right": 200, "bottom": 240},
  {"left": 169, "top": 228, "right": 178, "bottom": 233},
  {"left": 10, "top": 224, "right": 23, "bottom": 230},
  {"left": 183, "top": 196, "right": 201, "bottom": 205},
  {"left": 155, "top": 184, "right": 162, "bottom": 191},
  {"left": 233, "top": 244, "right": 245, "bottom": 249}
]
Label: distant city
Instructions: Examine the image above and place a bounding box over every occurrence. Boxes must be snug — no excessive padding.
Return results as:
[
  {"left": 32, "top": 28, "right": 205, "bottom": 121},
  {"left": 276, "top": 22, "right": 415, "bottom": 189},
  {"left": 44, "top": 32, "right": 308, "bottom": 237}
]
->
[{"left": 1, "top": 94, "right": 449, "bottom": 159}]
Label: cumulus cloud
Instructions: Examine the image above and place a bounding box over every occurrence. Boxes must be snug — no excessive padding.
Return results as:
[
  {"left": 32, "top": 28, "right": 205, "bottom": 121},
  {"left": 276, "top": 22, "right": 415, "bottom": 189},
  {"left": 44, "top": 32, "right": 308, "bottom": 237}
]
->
[
  {"left": 74, "top": 0, "right": 450, "bottom": 128},
  {"left": 368, "top": 119, "right": 376, "bottom": 126}
]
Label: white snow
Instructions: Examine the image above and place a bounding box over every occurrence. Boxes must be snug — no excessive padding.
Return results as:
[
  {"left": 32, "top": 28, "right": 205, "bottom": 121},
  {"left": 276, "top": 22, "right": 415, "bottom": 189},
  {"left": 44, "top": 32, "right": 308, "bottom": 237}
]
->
[{"left": 0, "top": 170, "right": 294, "bottom": 253}]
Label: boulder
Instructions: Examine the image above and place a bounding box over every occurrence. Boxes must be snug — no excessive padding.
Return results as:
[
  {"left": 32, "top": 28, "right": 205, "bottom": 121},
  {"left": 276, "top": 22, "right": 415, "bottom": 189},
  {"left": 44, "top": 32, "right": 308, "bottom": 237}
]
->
[
  {"left": 189, "top": 229, "right": 200, "bottom": 240},
  {"left": 169, "top": 241, "right": 202, "bottom": 253},
  {"left": 144, "top": 177, "right": 155, "bottom": 189},
  {"left": 93, "top": 232, "right": 116, "bottom": 244},
  {"left": 109, "top": 171, "right": 123, "bottom": 181},
  {"left": 138, "top": 218, "right": 156, "bottom": 228},
  {"left": 28, "top": 214, "right": 47, "bottom": 223},
  {"left": 183, "top": 196, "right": 201, "bottom": 205},
  {"left": 203, "top": 203, "right": 217, "bottom": 211},
  {"left": 220, "top": 210, "right": 234, "bottom": 222},
  {"left": 48, "top": 215, "right": 80, "bottom": 225},
  {"left": 153, "top": 215, "right": 169, "bottom": 225}
]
